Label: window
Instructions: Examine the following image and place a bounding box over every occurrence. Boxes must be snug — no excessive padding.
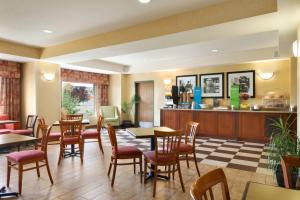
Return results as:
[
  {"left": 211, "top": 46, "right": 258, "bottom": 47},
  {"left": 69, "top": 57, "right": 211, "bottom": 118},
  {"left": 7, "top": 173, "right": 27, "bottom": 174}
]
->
[{"left": 61, "top": 82, "right": 95, "bottom": 118}]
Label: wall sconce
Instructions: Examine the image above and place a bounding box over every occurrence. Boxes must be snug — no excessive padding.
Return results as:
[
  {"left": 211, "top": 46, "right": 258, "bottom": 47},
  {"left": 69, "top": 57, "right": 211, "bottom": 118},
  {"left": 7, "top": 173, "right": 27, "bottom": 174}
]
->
[
  {"left": 42, "top": 73, "right": 55, "bottom": 81},
  {"left": 293, "top": 40, "right": 299, "bottom": 57},
  {"left": 258, "top": 72, "right": 274, "bottom": 80},
  {"left": 163, "top": 79, "right": 172, "bottom": 85}
]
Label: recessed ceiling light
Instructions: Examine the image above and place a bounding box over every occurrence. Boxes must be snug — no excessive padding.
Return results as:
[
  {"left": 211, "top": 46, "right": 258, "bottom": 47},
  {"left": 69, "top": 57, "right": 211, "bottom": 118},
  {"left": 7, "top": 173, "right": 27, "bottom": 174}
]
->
[
  {"left": 211, "top": 49, "right": 218, "bottom": 53},
  {"left": 139, "top": 0, "right": 151, "bottom": 4},
  {"left": 43, "top": 30, "right": 53, "bottom": 33}
]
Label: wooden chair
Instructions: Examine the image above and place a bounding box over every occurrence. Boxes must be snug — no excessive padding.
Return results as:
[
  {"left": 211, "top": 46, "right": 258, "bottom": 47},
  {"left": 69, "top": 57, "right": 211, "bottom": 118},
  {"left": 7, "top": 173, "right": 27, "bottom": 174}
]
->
[
  {"left": 58, "top": 120, "right": 83, "bottom": 165},
  {"left": 37, "top": 117, "right": 61, "bottom": 144},
  {"left": 81, "top": 115, "right": 104, "bottom": 154},
  {"left": 281, "top": 155, "right": 300, "bottom": 189},
  {"left": 6, "top": 124, "right": 54, "bottom": 195},
  {"left": 143, "top": 130, "right": 185, "bottom": 197},
  {"left": 107, "top": 124, "right": 142, "bottom": 187},
  {"left": 190, "top": 168, "right": 230, "bottom": 200},
  {"left": 179, "top": 121, "right": 200, "bottom": 176},
  {"left": 13, "top": 115, "right": 38, "bottom": 136},
  {"left": 66, "top": 114, "right": 83, "bottom": 121}
]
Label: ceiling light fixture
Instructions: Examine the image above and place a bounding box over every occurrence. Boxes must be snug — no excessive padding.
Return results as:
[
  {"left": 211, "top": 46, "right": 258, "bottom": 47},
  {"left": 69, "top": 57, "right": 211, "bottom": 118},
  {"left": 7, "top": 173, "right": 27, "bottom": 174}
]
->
[
  {"left": 259, "top": 72, "right": 274, "bottom": 80},
  {"left": 139, "top": 0, "right": 151, "bottom": 4},
  {"left": 43, "top": 29, "right": 53, "bottom": 34},
  {"left": 211, "top": 49, "right": 218, "bottom": 53}
]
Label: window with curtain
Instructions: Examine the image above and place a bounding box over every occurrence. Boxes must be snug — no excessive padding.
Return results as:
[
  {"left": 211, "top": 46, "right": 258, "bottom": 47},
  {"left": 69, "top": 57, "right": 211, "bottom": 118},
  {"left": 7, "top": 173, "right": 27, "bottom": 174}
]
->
[
  {"left": 60, "top": 68, "right": 109, "bottom": 116},
  {"left": 0, "top": 61, "right": 21, "bottom": 120}
]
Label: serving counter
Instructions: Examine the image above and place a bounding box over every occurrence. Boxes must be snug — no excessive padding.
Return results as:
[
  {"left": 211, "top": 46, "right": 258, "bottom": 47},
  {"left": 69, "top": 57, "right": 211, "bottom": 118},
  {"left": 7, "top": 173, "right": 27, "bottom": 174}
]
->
[{"left": 160, "top": 108, "right": 296, "bottom": 142}]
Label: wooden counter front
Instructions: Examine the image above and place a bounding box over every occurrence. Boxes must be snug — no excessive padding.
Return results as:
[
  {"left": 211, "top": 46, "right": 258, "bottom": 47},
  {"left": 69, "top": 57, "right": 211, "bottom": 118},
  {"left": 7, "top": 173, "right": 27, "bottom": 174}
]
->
[{"left": 160, "top": 109, "right": 296, "bottom": 142}]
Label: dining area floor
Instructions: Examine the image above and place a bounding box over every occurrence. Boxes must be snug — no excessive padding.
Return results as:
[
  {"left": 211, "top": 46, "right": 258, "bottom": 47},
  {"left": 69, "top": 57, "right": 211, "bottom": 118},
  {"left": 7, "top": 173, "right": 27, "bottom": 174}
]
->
[{"left": 0, "top": 136, "right": 276, "bottom": 200}]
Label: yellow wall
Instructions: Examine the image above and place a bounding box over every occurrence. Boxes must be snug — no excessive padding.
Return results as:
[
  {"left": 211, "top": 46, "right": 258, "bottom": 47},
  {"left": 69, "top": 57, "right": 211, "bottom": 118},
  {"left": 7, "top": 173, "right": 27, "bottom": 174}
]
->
[
  {"left": 124, "top": 58, "right": 294, "bottom": 126},
  {"left": 21, "top": 61, "right": 61, "bottom": 130},
  {"left": 108, "top": 74, "right": 122, "bottom": 114},
  {"left": 297, "top": 24, "right": 300, "bottom": 138}
]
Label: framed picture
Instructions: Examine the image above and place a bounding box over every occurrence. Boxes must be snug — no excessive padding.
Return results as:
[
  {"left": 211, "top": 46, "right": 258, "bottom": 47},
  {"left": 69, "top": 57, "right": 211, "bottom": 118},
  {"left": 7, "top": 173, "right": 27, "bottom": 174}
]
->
[
  {"left": 227, "top": 70, "right": 255, "bottom": 98},
  {"left": 176, "top": 75, "right": 197, "bottom": 94},
  {"left": 199, "top": 73, "right": 224, "bottom": 98}
]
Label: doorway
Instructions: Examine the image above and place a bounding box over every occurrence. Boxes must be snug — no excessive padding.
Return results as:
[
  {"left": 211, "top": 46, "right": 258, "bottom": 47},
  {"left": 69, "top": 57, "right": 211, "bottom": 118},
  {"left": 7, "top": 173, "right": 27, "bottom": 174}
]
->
[{"left": 135, "top": 81, "right": 154, "bottom": 127}]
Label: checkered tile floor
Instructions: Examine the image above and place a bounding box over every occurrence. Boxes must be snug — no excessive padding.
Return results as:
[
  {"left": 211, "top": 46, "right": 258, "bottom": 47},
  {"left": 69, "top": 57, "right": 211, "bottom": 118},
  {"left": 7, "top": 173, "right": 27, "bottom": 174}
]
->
[{"left": 101, "top": 129, "right": 272, "bottom": 175}]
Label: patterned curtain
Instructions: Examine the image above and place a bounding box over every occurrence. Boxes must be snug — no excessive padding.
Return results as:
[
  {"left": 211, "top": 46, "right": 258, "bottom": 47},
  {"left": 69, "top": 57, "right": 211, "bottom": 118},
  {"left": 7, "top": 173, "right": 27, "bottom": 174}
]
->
[
  {"left": 0, "top": 61, "right": 21, "bottom": 120},
  {"left": 97, "top": 84, "right": 109, "bottom": 106}
]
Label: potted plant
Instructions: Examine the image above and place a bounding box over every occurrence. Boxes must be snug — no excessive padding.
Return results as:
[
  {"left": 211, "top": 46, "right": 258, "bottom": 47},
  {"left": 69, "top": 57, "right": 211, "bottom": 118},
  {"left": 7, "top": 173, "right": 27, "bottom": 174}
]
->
[
  {"left": 268, "top": 115, "right": 300, "bottom": 187},
  {"left": 121, "top": 95, "right": 140, "bottom": 127}
]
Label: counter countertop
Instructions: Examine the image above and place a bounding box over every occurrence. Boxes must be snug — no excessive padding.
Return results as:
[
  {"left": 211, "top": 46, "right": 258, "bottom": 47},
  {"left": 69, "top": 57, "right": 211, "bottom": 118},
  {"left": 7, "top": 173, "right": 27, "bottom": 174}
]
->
[{"left": 161, "top": 108, "right": 296, "bottom": 114}]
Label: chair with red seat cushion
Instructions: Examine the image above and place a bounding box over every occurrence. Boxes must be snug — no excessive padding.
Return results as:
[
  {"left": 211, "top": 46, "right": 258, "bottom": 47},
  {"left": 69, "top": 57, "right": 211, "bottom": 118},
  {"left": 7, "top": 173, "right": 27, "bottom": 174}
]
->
[
  {"left": 143, "top": 129, "right": 185, "bottom": 197},
  {"left": 36, "top": 117, "right": 60, "bottom": 144},
  {"left": 178, "top": 121, "right": 200, "bottom": 176},
  {"left": 58, "top": 119, "right": 83, "bottom": 165},
  {"left": 13, "top": 115, "right": 38, "bottom": 136},
  {"left": 6, "top": 124, "right": 54, "bottom": 195},
  {"left": 107, "top": 124, "right": 142, "bottom": 187},
  {"left": 81, "top": 115, "right": 104, "bottom": 154}
]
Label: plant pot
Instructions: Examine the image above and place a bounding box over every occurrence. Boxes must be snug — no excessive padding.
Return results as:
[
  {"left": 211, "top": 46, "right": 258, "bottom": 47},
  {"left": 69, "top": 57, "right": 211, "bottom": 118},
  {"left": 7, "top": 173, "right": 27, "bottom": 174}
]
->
[
  {"left": 275, "top": 164, "right": 298, "bottom": 188},
  {"left": 122, "top": 120, "right": 133, "bottom": 128}
]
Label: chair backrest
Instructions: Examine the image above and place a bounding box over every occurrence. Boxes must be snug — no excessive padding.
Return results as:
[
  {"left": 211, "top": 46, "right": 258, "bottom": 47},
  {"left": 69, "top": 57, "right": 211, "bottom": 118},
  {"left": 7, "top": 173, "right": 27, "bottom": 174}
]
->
[
  {"left": 100, "top": 106, "right": 116, "bottom": 118},
  {"left": 25, "top": 115, "right": 38, "bottom": 129},
  {"left": 97, "top": 115, "right": 104, "bottom": 133},
  {"left": 185, "top": 121, "right": 199, "bottom": 145},
  {"left": 59, "top": 120, "right": 82, "bottom": 141},
  {"left": 36, "top": 117, "right": 46, "bottom": 139},
  {"left": 281, "top": 155, "right": 300, "bottom": 189},
  {"left": 66, "top": 114, "right": 83, "bottom": 121},
  {"left": 107, "top": 124, "right": 118, "bottom": 153},
  {"left": 190, "top": 168, "right": 230, "bottom": 200},
  {"left": 39, "top": 124, "right": 52, "bottom": 153},
  {"left": 154, "top": 130, "right": 182, "bottom": 164}
]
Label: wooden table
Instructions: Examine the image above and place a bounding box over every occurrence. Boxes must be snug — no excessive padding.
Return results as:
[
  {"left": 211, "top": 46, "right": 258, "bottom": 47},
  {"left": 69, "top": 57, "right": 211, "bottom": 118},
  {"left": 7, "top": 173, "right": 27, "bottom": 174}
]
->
[
  {"left": 0, "top": 133, "right": 37, "bottom": 198},
  {"left": 0, "top": 120, "right": 19, "bottom": 125},
  {"left": 127, "top": 127, "right": 174, "bottom": 150},
  {"left": 127, "top": 127, "right": 175, "bottom": 180},
  {"left": 242, "top": 182, "right": 300, "bottom": 200},
  {"left": 0, "top": 133, "right": 37, "bottom": 148},
  {"left": 52, "top": 119, "right": 90, "bottom": 158}
]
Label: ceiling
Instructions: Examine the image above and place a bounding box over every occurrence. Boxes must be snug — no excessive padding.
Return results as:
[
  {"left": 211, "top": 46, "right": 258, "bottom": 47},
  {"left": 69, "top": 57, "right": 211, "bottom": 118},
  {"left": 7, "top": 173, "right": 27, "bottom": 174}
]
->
[
  {"left": 0, "top": 0, "right": 299, "bottom": 74},
  {"left": 0, "top": 0, "right": 226, "bottom": 47}
]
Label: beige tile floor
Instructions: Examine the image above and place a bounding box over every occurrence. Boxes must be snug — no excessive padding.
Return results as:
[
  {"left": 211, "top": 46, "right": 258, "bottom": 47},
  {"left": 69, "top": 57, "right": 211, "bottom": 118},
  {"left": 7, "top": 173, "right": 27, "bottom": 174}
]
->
[{"left": 0, "top": 142, "right": 276, "bottom": 200}]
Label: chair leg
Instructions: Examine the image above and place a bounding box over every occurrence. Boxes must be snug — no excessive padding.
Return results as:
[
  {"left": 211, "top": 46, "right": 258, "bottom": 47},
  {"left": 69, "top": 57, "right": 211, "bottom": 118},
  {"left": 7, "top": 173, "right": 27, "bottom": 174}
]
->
[
  {"left": 186, "top": 154, "right": 190, "bottom": 168},
  {"left": 45, "top": 158, "right": 54, "bottom": 184},
  {"left": 139, "top": 157, "right": 142, "bottom": 183},
  {"left": 193, "top": 152, "right": 200, "bottom": 177},
  {"left": 108, "top": 157, "right": 113, "bottom": 176},
  {"left": 168, "top": 165, "right": 171, "bottom": 179},
  {"left": 36, "top": 161, "right": 40, "bottom": 177},
  {"left": 177, "top": 160, "right": 185, "bottom": 193},
  {"left": 58, "top": 144, "right": 63, "bottom": 165},
  {"left": 153, "top": 165, "right": 158, "bottom": 197},
  {"left": 144, "top": 159, "right": 147, "bottom": 183},
  {"left": 6, "top": 161, "right": 11, "bottom": 187},
  {"left": 18, "top": 164, "right": 23, "bottom": 195},
  {"left": 98, "top": 136, "right": 104, "bottom": 154},
  {"left": 172, "top": 164, "right": 175, "bottom": 180},
  {"left": 133, "top": 158, "right": 136, "bottom": 174},
  {"left": 79, "top": 142, "right": 84, "bottom": 164},
  {"left": 111, "top": 158, "right": 117, "bottom": 187}
]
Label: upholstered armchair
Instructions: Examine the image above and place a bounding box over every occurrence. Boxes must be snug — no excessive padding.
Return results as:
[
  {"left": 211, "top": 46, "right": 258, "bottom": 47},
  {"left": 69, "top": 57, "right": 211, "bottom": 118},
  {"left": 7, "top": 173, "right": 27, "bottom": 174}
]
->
[{"left": 99, "top": 106, "right": 120, "bottom": 127}]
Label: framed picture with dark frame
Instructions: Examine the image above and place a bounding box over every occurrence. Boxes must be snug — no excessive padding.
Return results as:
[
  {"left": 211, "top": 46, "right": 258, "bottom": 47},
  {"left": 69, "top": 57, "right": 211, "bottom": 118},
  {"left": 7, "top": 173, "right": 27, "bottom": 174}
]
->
[
  {"left": 227, "top": 70, "right": 255, "bottom": 98},
  {"left": 199, "top": 73, "right": 224, "bottom": 98},
  {"left": 176, "top": 74, "right": 198, "bottom": 94}
]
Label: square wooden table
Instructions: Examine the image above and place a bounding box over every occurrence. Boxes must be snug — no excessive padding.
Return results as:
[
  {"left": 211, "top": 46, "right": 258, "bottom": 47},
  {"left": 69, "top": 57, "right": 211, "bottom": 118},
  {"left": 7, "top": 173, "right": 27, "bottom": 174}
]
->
[
  {"left": 0, "top": 120, "right": 19, "bottom": 125},
  {"left": 127, "top": 127, "right": 174, "bottom": 150},
  {"left": 242, "top": 182, "right": 300, "bottom": 200},
  {"left": 0, "top": 133, "right": 37, "bottom": 198}
]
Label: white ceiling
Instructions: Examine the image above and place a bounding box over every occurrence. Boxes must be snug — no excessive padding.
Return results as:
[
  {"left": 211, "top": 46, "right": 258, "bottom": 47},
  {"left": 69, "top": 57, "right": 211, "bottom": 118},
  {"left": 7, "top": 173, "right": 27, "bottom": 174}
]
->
[{"left": 0, "top": 0, "right": 226, "bottom": 47}]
